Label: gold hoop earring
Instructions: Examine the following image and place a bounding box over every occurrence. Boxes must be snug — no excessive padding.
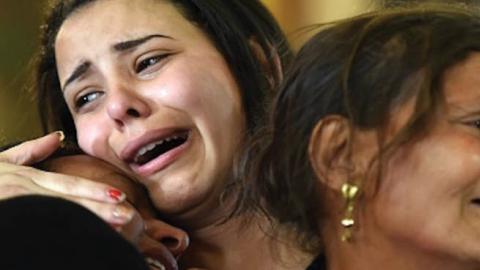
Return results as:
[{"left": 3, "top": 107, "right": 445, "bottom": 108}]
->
[{"left": 340, "top": 182, "right": 359, "bottom": 242}]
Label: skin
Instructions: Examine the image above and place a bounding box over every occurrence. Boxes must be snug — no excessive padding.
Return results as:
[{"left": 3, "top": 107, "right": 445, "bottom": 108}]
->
[
  {"left": 43, "top": 154, "right": 190, "bottom": 270},
  {"left": 0, "top": 133, "right": 134, "bottom": 226},
  {"left": 53, "top": 1, "right": 315, "bottom": 269},
  {"left": 314, "top": 53, "right": 480, "bottom": 270},
  {"left": 0, "top": 1, "right": 312, "bottom": 269},
  {"left": 55, "top": 0, "right": 246, "bottom": 228}
]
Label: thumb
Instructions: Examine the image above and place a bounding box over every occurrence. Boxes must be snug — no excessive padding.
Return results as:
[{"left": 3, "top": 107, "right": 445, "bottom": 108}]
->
[{"left": 0, "top": 131, "right": 64, "bottom": 165}]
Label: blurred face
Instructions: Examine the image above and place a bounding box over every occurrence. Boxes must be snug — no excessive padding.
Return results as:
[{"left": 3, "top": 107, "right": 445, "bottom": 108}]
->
[
  {"left": 55, "top": 0, "right": 245, "bottom": 221},
  {"left": 359, "top": 53, "right": 480, "bottom": 265},
  {"left": 45, "top": 155, "right": 189, "bottom": 270}
]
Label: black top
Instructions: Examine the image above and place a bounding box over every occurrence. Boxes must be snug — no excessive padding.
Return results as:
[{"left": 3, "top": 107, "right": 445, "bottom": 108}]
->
[
  {"left": 306, "top": 255, "right": 326, "bottom": 270},
  {"left": 0, "top": 195, "right": 149, "bottom": 270}
]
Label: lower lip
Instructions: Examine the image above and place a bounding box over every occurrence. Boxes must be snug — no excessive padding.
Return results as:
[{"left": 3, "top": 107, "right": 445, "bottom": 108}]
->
[{"left": 130, "top": 135, "right": 192, "bottom": 177}]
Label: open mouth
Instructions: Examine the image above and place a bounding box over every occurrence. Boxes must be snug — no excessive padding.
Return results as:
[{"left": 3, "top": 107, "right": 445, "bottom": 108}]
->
[{"left": 133, "top": 130, "right": 189, "bottom": 166}]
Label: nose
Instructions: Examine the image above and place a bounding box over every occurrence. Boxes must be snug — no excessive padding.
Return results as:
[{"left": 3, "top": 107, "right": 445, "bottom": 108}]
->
[
  {"left": 106, "top": 84, "right": 151, "bottom": 127},
  {"left": 144, "top": 219, "right": 189, "bottom": 259}
]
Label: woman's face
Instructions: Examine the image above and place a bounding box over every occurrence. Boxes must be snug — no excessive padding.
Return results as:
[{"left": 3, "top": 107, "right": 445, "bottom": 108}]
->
[
  {"left": 361, "top": 53, "right": 480, "bottom": 264},
  {"left": 55, "top": 0, "right": 245, "bottom": 221}
]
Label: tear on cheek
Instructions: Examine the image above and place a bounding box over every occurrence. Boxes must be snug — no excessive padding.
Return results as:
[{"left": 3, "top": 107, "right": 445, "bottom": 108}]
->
[
  {"left": 158, "top": 83, "right": 201, "bottom": 110},
  {"left": 77, "top": 129, "right": 106, "bottom": 157}
]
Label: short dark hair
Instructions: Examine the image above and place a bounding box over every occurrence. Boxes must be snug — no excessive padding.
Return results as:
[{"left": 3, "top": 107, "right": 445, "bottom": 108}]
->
[
  {"left": 35, "top": 0, "right": 292, "bottom": 141},
  {"left": 236, "top": 3, "right": 480, "bottom": 253}
]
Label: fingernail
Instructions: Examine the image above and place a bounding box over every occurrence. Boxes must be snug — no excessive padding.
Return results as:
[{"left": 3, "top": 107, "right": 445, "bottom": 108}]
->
[
  {"left": 53, "top": 130, "right": 65, "bottom": 142},
  {"left": 107, "top": 188, "right": 126, "bottom": 202},
  {"left": 112, "top": 205, "right": 134, "bottom": 222}
]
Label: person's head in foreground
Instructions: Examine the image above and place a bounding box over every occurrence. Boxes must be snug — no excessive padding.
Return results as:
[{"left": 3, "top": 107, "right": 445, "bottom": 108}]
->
[
  {"left": 238, "top": 3, "right": 480, "bottom": 270},
  {"left": 39, "top": 149, "right": 190, "bottom": 270}
]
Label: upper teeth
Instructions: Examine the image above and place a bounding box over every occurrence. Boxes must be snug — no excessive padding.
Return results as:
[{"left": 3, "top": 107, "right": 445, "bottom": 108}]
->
[
  {"left": 137, "top": 141, "right": 157, "bottom": 156},
  {"left": 136, "top": 140, "right": 165, "bottom": 157},
  {"left": 134, "top": 135, "right": 185, "bottom": 161}
]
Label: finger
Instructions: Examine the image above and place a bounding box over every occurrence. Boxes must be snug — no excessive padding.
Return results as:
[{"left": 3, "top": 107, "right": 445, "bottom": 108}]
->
[
  {"left": 115, "top": 212, "right": 145, "bottom": 245},
  {"left": 0, "top": 162, "right": 35, "bottom": 174},
  {"left": 14, "top": 168, "right": 127, "bottom": 203},
  {"left": 0, "top": 172, "right": 60, "bottom": 200},
  {"left": 0, "top": 172, "right": 134, "bottom": 225},
  {"left": 0, "top": 131, "right": 64, "bottom": 165},
  {"left": 71, "top": 198, "right": 135, "bottom": 225}
]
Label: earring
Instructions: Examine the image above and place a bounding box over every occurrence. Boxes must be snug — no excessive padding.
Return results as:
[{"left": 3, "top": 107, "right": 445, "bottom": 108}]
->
[{"left": 340, "top": 182, "right": 359, "bottom": 242}]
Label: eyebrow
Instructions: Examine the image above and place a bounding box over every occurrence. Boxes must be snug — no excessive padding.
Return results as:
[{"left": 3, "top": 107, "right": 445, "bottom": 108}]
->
[
  {"left": 62, "top": 61, "right": 91, "bottom": 91},
  {"left": 112, "top": 34, "right": 172, "bottom": 52},
  {"left": 62, "top": 34, "right": 172, "bottom": 91},
  {"left": 446, "top": 101, "right": 480, "bottom": 118}
]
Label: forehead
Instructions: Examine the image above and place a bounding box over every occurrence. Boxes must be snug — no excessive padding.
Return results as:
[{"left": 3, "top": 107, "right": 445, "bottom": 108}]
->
[
  {"left": 443, "top": 52, "right": 480, "bottom": 110},
  {"left": 54, "top": 0, "right": 199, "bottom": 69},
  {"left": 59, "top": 0, "right": 184, "bottom": 36}
]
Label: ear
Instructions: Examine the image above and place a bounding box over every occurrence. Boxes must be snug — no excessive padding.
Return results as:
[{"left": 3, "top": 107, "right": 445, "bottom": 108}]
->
[
  {"left": 249, "top": 38, "right": 283, "bottom": 87},
  {"left": 308, "top": 115, "right": 354, "bottom": 192}
]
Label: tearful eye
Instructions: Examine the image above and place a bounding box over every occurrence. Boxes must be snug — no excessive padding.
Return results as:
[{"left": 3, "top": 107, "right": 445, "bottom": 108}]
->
[
  {"left": 75, "top": 91, "right": 103, "bottom": 109},
  {"left": 468, "top": 119, "right": 480, "bottom": 129},
  {"left": 135, "top": 54, "right": 168, "bottom": 73},
  {"left": 474, "top": 120, "right": 480, "bottom": 129},
  {"left": 471, "top": 198, "right": 480, "bottom": 205}
]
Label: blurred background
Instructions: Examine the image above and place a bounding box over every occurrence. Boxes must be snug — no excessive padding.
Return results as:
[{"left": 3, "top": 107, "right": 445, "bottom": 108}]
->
[{"left": 0, "top": 0, "right": 476, "bottom": 144}]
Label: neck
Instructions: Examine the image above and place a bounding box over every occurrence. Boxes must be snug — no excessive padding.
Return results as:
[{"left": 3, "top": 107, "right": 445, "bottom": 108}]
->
[
  {"left": 323, "top": 224, "right": 479, "bottom": 270},
  {"left": 179, "top": 203, "right": 313, "bottom": 270}
]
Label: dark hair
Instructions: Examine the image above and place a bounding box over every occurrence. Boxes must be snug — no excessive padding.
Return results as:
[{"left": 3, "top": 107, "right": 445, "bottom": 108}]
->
[
  {"left": 236, "top": 3, "right": 480, "bottom": 253},
  {"left": 35, "top": 0, "right": 292, "bottom": 141}
]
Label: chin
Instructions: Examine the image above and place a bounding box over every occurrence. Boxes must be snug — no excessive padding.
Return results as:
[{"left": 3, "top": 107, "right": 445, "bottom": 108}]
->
[{"left": 148, "top": 178, "right": 217, "bottom": 216}]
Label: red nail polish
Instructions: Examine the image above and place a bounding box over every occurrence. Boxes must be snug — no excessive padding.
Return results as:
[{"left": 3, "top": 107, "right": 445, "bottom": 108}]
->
[{"left": 108, "top": 188, "right": 125, "bottom": 201}]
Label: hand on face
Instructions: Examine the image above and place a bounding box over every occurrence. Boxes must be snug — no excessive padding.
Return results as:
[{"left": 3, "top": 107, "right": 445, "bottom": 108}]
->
[
  {"left": 0, "top": 133, "right": 135, "bottom": 225},
  {"left": 44, "top": 154, "right": 189, "bottom": 270}
]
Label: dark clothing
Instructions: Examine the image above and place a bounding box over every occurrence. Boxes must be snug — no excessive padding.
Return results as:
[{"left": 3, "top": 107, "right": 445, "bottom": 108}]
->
[
  {"left": 306, "top": 255, "right": 326, "bottom": 270},
  {"left": 0, "top": 195, "right": 149, "bottom": 270}
]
